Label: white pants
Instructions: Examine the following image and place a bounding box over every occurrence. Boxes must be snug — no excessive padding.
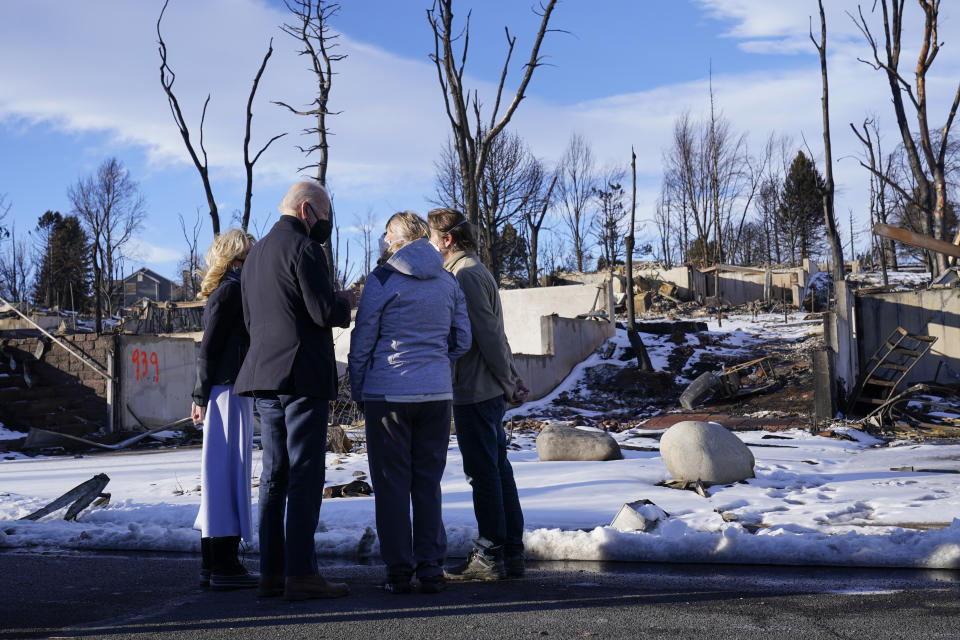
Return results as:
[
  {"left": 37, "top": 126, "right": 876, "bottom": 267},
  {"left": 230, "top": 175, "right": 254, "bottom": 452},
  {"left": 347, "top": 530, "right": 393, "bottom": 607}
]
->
[{"left": 194, "top": 385, "right": 254, "bottom": 541}]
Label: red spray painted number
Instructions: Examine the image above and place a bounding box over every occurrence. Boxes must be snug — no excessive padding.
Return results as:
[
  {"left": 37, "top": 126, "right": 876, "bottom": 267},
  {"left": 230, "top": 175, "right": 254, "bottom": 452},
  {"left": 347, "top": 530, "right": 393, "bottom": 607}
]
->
[{"left": 132, "top": 349, "right": 160, "bottom": 382}]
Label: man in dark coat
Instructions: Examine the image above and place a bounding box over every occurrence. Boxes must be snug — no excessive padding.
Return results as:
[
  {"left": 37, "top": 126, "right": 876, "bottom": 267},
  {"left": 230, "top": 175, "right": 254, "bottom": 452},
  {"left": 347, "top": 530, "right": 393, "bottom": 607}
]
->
[{"left": 234, "top": 181, "right": 352, "bottom": 601}]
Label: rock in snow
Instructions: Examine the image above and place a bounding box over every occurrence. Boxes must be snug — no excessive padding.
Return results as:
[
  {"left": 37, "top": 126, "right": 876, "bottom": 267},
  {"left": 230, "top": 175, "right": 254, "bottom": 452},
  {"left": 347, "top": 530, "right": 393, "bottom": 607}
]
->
[
  {"left": 536, "top": 423, "right": 623, "bottom": 461},
  {"left": 659, "top": 420, "right": 755, "bottom": 485}
]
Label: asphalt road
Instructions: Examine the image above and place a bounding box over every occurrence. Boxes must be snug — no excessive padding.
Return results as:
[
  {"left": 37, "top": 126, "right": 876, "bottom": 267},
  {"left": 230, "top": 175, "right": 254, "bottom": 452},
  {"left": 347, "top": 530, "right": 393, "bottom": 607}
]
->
[{"left": 1, "top": 551, "right": 958, "bottom": 640}]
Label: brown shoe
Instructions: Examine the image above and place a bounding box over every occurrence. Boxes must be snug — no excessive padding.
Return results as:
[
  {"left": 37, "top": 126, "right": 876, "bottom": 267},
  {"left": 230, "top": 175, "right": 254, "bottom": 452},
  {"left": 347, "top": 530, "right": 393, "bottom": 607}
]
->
[
  {"left": 284, "top": 574, "right": 350, "bottom": 601},
  {"left": 258, "top": 574, "right": 285, "bottom": 598}
]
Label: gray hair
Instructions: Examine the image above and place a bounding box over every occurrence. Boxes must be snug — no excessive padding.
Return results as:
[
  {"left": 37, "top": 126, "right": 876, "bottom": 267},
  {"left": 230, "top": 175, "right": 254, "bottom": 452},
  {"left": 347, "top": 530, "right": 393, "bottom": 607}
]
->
[{"left": 279, "top": 181, "right": 330, "bottom": 219}]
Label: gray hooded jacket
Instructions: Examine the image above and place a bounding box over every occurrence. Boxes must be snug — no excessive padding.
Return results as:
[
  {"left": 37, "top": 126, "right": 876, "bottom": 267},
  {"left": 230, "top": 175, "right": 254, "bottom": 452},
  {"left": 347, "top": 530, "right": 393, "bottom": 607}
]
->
[{"left": 348, "top": 238, "right": 471, "bottom": 400}]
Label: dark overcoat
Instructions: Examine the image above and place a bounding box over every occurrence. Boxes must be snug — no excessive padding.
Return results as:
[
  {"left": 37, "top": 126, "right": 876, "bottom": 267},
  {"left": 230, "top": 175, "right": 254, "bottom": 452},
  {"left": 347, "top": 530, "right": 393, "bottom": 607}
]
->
[
  {"left": 234, "top": 216, "right": 350, "bottom": 399},
  {"left": 192, "top": 275, "right": 248, "bottom": 407}
]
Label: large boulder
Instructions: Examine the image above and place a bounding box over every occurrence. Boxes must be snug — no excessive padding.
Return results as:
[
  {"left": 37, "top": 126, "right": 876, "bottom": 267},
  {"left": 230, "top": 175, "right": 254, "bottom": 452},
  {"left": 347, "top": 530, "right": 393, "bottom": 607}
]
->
[
  {"left": 536, "top": 423, "right": 623, "bottom": 461},
  {"left": 659, "top": 420, "right": 754, "bottom": 485}
]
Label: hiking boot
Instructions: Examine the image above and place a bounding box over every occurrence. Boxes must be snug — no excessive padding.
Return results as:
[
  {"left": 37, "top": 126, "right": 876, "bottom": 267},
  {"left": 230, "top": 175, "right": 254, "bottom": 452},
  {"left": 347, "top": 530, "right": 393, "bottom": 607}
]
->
[
  {"left": 418, "top": 574, "right": 446, "bottom": 594},
  {"left": 505, "top": 554, "right": 525, "bottom": 578},
  {"left": 257, "top": 574, "right": 285, "bottom": 598},
  {"left": 444, "top": 550, "right": 505, "bottom": 581},
  {"left": 284, "top": 575, "right": 350, "bottom": 601}
]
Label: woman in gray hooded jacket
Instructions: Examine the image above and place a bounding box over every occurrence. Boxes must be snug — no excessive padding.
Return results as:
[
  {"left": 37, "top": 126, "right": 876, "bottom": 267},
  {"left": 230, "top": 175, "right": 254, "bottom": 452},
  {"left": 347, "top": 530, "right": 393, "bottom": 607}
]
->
[{"left": 348, "top": 211, "right": 471, "bottom": 594}]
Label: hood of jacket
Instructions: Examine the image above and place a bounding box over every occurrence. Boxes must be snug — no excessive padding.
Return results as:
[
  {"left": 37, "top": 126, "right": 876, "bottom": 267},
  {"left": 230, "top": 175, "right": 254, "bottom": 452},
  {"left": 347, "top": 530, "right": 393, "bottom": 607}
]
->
[{"left": 386, "top": 238, "right": 444, "bottom": 280}]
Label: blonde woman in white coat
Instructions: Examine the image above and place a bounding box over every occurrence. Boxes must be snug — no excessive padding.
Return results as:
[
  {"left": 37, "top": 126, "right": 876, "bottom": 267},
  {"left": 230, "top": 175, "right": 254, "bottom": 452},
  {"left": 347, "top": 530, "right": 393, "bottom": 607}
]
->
[{"left": 190, "top": 229, "right": 257, "bottom": 590}]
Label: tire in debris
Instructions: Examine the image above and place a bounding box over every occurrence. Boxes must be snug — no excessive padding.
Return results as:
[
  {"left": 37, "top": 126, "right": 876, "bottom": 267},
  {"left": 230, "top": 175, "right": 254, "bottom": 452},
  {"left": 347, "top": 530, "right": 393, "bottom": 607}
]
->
[{"left": 679, "top": 371, "right": 721, "bottom": 410}]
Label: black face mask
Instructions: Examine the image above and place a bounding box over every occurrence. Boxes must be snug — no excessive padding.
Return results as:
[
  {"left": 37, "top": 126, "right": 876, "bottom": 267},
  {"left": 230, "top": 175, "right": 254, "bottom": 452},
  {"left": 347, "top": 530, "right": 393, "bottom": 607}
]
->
[{"left": 309, "top": 218, "right": 332, "bottom": 244}]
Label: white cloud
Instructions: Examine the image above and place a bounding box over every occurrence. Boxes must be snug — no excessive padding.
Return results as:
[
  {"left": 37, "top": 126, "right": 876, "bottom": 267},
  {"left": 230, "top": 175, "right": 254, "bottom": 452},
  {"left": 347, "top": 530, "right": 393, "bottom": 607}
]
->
[{"left": 125, "top": 238, "right": 181, "bottom": 267}]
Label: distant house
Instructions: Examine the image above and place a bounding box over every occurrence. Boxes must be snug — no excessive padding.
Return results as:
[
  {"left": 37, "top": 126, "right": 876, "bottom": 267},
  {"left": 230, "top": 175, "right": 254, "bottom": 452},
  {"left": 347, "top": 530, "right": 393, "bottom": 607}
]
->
[{"left": 122, "top": 268, "right": 175, "bottom": 307}]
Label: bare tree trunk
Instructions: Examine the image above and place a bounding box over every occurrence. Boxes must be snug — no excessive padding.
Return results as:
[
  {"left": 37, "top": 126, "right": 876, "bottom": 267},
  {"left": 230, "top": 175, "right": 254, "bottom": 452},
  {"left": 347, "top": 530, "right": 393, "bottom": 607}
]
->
[
  {"left": 427, "top": 0, "right": 557, "bottom": 244},
  {"left": 812, "top": 0, "right": 845, "bottom": 287},
  {"left": 851, "top": 1, "right": 959, "bottom": 274},
  {"left": 242, "top": 39, "right": 286, "bottom": 233},
  {"left": 92, "top": 239, "right": 102, "bottom": 335},
  {"left": 525, "top": 171, "right": 557, "bottom": 287},
  {"left": 626, "top": 149, "right": 636, "bottom": 330},
  {"left": 277, "top": 1, "right": 346, "bottom": 277},
  {"left": 157, "top": 0, "right": 219, "bottom": 235}
]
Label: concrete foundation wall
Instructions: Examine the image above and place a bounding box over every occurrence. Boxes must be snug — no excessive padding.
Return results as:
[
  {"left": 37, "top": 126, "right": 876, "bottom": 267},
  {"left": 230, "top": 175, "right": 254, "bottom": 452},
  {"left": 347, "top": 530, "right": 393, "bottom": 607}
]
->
[
  {"left": 514, "top": 315, "right": 615, "bottom": 401},
  {"left": 635, "top": 266, "right": 695, "bottom": 300},
  {"left": 695, "top": 267, "right": 803, "bottom": 306},
  {"left": 854, "top": 287, "right": 960, "bottom": 385},
  {"left": 500, "top": 283, "right": 606, "bottom": 355},
  {"left": 116, "top": 334, "right": 197, "bottom": 430},
  {"left": 1, "top": 334, "right": 112, "bottom": 429},
  {"left": 0, "top": 314, "right": 61, "bottom": 332}
]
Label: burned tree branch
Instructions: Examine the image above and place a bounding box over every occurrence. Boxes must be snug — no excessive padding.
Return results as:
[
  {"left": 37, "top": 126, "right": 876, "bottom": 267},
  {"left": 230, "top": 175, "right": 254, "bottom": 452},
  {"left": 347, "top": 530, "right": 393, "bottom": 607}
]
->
[
  {"left": 811, "top": 0, "right": 845, "bottom": 285},
  {"left": 427, "top": 0, "right": 557, "bottom": 243},
  {"left": 243, "top": 38, "right": 287, "bottom": 232},
  {"left": 278, "top": 0, "right": 345, "bottom": 186},
  {"left": 157, "top": 0, "right": 219, "bottom": 235}
]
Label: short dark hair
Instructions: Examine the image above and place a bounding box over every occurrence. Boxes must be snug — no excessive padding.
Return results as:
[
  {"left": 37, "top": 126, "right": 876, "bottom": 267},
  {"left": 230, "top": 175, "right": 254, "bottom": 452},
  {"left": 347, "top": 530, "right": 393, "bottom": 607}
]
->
[{"left": 427, "top": 208, "right": 478, "bottom": 251}]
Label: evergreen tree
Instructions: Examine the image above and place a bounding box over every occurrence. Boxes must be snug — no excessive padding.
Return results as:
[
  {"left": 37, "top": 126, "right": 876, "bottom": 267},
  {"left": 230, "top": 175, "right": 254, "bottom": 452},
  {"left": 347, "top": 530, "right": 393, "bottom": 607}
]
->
[
  {"left": 33, "top": 212, "right": 91, "bottom": 311},
  {"left": 495, "top": 222, "right": 528, "bottom": 285},
  {"left": 778, "top": 151, "right": 826, "bottom": 264},
  {"left": 592, "top": 174, "right": 626, "bottom": 271}
]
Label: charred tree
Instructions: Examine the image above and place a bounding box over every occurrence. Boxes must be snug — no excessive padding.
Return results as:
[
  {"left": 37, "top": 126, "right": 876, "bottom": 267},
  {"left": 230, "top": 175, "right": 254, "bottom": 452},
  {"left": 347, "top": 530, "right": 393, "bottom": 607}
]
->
[
  {"left": 851, "top": 0, "right": 960, "bottom": 274},
  {"left": 811, "top": 0, "right": 846, "bottom": 286},
  {"left": 276, "top": 0, "right": 345, "bottom": 277},
  {"left": 242, "top": 39, "right": 287, "bottom": 232},
  {"left": 427, "top": 0, "right": 558, "bottom": 255},
  {"left": 157, "top": 0, "right": 219, "bottom": 235}
]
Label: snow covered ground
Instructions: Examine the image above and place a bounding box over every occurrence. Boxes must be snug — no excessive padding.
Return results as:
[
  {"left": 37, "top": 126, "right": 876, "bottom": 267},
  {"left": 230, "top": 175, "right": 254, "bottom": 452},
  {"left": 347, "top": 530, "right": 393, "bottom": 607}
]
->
[
  {"left": 846, "top": 268, "right": 931, "bottom": 289},
  {"left": 1, "top": 315, "right": 959, "bottom": 569}
]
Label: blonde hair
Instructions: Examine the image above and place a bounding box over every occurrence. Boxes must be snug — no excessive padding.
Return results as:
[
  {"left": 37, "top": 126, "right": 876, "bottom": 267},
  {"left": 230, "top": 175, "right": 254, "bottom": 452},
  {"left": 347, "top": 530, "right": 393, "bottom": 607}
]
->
[
  {"left": 198, "top": 229, "right": 255, "bottom": 299},
  {"left": 386, "top": 211, "right": 429, "bottom": 249},
  {"left": 378, "top": 211, "right": 429, "bottom": 263}
]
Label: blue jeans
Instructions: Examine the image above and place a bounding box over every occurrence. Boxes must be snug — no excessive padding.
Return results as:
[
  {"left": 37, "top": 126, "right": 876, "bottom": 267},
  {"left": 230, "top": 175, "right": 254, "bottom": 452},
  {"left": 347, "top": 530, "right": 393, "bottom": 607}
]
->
[
  {"left": 453, "top": 395, "right": 524, "bottom": 558},
  {"left": 255, "top": 394, "right": 329, "bottom": 577},
  {"left": 364, "top": 400, "right": 451, "bottom": 580}
]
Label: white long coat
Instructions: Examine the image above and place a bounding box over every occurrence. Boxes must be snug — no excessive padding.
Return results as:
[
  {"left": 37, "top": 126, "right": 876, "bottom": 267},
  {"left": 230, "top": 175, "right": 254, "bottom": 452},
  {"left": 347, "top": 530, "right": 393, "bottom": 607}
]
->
[{"left": 194, "top": 385, "right": 254, "bottom": 541}]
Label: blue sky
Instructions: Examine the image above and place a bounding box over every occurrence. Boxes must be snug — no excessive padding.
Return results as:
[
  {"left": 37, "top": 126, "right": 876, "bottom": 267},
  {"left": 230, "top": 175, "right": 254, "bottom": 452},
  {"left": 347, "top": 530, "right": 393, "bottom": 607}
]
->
[{"left": 1, "top": 1, "right": 958, "bottom": 282}]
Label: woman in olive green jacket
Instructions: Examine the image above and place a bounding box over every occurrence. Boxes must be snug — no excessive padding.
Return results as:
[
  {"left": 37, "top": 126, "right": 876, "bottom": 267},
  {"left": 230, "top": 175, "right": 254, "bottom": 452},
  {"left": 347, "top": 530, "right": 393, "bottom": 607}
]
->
[{"left": 427, "top": 208, "right": 529, "bottom": 581}]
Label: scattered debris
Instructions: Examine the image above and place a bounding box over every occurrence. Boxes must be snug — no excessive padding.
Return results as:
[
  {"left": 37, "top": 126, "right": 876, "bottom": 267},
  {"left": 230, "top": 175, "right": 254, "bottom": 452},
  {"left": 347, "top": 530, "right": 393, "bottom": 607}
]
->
[
  {"left": 860, "top": 383, "right": 960, "bottom": 438},
  {"left": 656, "top": 478, "right": 711, "bottom": 498},
  {"left": 847, "top": 327, "right": 937, "bottom": 415},
  {"left": 679, "top": 372, "right": 722, "bottom": 410},
  {"left": 23, "top": 417, "right": 193, "bottom": 451},
  {"left": 326, "top": 425, "right": 354, "bottom": 454},
  {"left": 889, "top": 466, "right": 960, "bottom": 474},
  {"left": 810, "top": 429, "right": 857, "bottom": 441},
  {"left": 610, "top": 499, "right": 668, "bottom": 532},
  {"left": 322, "top": 479, "right": 372, "bottom": 498},
  {"left": 19, "top": 473, "right": 111, "bottom": 521},
  {"left": 357, "top": 526, "right": 376, "bottom": 557},
  {"left": 679, "top": 357, "right": 779, "bottom": 410}
]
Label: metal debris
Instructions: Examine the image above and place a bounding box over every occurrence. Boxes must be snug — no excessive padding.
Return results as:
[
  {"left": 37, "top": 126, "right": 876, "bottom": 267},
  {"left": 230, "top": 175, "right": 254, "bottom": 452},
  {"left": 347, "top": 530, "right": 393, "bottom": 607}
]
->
[{"left": 19, "top": 473, "right": 111, "bottom": 521}]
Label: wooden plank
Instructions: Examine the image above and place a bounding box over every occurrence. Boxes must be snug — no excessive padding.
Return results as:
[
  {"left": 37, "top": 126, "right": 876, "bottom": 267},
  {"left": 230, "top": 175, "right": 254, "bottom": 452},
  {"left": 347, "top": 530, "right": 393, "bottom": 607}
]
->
[{"left": 874, "top": 223, "right": 960, "bottom": 259}]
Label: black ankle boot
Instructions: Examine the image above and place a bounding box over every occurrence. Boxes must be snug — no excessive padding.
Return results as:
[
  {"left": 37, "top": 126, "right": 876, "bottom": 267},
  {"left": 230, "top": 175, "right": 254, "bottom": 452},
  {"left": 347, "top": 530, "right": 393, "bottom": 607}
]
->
[
  {"left": 209, "top": 536, "right": 258, "bottom": 590},
  {"left": 200, "top": 537, "right": 213, "bottom": 587}
]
